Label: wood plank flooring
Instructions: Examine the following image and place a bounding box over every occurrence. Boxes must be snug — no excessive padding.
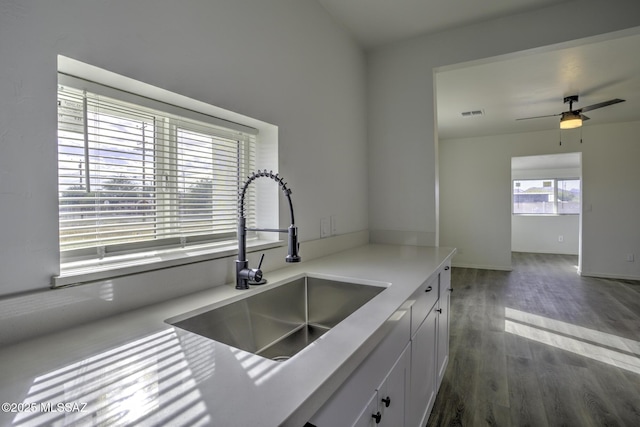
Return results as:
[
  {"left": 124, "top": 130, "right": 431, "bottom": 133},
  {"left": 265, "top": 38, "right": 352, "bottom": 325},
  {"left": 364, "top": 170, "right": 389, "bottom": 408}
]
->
[{"left": 427, "top": 252, "right": 640, "bottom": 427}]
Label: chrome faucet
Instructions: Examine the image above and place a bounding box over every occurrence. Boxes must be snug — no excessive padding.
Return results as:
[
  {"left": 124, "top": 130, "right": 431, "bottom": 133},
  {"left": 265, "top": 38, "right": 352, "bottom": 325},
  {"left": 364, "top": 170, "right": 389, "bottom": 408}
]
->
[{"left": 236, "top": 170, "right": 301, "bottom": 289}]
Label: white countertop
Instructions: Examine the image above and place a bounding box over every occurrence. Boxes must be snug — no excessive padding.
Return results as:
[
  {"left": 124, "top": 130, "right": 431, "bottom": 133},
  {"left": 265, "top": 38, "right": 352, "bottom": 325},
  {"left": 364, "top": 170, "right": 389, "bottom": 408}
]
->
[{"left": 0, "top": 244, "right": 455, "bottom": 427}]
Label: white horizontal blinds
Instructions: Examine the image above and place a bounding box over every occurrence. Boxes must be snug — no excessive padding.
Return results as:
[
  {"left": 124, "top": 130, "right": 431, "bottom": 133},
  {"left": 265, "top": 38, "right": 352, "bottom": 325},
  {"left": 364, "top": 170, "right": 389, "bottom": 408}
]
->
[
  {"left": 57, "top": 83, "right": 256, "bottom": 256},
  {"left": 58, "top": 88, "right": 157, "bottom": 251},
  {"left": 174, "top": 124, "right": 244, "bottom": 236}
]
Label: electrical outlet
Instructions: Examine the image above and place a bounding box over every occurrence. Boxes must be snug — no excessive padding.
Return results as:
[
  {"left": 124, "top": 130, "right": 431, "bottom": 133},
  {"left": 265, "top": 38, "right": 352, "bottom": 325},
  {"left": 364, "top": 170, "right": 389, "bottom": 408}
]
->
[
  {"left": 627, "top": 253, "right": 635, "bottom": 262},
  {"left": 320, "top": 218, "right": 330, "bottom": 238},
  {"left": 558, "top": 235, "right": 564, "bottom": 243}
]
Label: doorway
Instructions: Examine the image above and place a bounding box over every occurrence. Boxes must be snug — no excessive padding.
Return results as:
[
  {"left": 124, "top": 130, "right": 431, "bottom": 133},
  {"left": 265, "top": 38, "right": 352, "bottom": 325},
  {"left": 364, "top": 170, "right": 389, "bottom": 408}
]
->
[{"left": 511, "top": 153, "right": 582, "bottom": 268}]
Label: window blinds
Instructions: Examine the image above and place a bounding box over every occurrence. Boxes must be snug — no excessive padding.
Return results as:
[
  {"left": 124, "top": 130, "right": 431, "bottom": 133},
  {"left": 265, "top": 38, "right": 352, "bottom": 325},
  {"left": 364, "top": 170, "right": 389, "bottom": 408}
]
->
[{"left": 57, "top": 80, "right": 256, "bottom": 257}]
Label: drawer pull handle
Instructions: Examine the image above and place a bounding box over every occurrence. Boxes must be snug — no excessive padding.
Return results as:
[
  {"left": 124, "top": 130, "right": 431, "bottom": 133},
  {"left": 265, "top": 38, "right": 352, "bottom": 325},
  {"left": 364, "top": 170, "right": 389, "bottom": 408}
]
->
[
  {"left": 444, "top": 266, "right": 450, "bottom": 270},
  {"left": 372, "top": 411, "right": 382, "bottom": 424},
  {"left": 436, "top": 308, "right": 442, "bottom": 313},
  {"left": 425, "top": 286, "right": 433, "bottom": 292},
  {"left": 381, "top": 396, "right": 391, "bottom": 407}
]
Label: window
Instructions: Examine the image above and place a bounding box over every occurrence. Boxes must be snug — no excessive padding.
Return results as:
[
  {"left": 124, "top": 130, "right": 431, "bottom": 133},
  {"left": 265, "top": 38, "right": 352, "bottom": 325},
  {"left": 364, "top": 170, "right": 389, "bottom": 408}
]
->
[
  {"left": 57, "top": 76, "right": 257, "bottom": 260},
  {"left": 513, "top": 178, "right": 581, "bottom": 215},
  {"left": 556, "top": 179, "right": 581, "bottom": 214}
]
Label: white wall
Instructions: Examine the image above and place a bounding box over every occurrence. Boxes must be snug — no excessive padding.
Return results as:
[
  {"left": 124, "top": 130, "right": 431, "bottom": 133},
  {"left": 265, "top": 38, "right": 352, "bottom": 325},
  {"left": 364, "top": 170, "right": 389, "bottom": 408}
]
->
[
  {"left": 581, "top": 122, "right": 640, "bottom": 279},
  {"left": 440, "top": 122, "right": 640, "bottom": 280},
  {"left": 0, "top": 0, "right": 367, "bottom": 343},
  {"left": 511, "top": 165, "right": 581, "bottom": 255},
  {"left": 367, "top": 0, "right": 640, "bottom": 248},
  {"left": 512, "top": 216, "right": 580, "bottom": 255},
  {"left": 438, "top": 131, "right": 513, "bottom": 270}
]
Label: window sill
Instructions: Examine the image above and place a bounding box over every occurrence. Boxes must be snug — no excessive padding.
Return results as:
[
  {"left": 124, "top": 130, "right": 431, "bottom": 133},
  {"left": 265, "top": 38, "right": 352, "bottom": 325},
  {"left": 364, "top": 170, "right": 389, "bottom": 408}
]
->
[{"left": 52, "top": 239, "right": 283, "bottom": 288}]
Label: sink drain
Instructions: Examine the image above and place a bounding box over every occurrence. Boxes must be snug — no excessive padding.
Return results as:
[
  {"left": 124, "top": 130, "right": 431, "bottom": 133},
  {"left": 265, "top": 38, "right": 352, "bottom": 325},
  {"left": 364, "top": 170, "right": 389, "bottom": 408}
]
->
[{"left": 272, "top": 356, "right": 291, "bottom": 362}]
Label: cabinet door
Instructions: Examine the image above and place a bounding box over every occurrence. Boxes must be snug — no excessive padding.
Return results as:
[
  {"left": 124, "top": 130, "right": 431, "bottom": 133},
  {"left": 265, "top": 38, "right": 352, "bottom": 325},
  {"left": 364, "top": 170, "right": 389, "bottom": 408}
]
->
[
  {"left": 307, "top": 309, "right": 410, "bottom": 427},
  {"left": 378, "top": 345, "right": 409, "bottom": 427},
  {"left": 437, "top": 265, "right": 452, "bottom": 387},
  {"left": 436, "top": 288, "right": 450, "bottom": 387},
  {"left": 352, "top": 391, "right": 379, "bottom": 427},
  {"left": 408, "top": 308, "right": 438, "bottom": 427}
]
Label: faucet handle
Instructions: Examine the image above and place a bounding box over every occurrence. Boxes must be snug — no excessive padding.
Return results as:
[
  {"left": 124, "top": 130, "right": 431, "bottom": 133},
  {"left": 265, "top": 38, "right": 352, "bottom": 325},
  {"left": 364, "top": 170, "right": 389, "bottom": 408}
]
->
[
  {"left": 248, "top": 268, "right": 263, "bottom": 283},
  {"left": 247, "top": 253, "right": 265, "bottom": 284},
  {"left": 238, "top": 266, "right": 263, "bottom": 285}
]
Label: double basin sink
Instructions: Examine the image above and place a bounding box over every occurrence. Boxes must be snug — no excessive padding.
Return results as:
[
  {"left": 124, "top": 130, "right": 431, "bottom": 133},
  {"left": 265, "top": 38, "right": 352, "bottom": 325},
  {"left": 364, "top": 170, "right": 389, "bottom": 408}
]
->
[{"left": 166, "top": 275, "right": 385, "bottom": 362}]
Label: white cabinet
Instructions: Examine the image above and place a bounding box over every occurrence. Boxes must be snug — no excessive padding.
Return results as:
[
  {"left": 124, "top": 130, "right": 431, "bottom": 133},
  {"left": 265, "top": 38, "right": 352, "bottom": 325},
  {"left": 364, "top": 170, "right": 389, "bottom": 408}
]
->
[
  {"left": 308, "top": 310, "right": 410, "bottom": 427},
  {"left": 408, "top": 304, "right": 438, "bottom": 427},
  {"left": 308, "top": 259, "right": 452, "bottom": 427},
  {"left": 410, "top": 275, "right": 439, "bottom": 337},
  {"left": 351, "top": 346, "right": 409, "bottom": 427},
  {"left": 436, "top": 264, "right": 451, "bottom": 388},
  {"left": 377, "top": 346, "right": 409, "bottom": 426},
  {"left": 407, "top": 261, "right": 452, "bottom": 427},
  {"left": 351, "top": 392, "right": 378, "bottom": 427}
]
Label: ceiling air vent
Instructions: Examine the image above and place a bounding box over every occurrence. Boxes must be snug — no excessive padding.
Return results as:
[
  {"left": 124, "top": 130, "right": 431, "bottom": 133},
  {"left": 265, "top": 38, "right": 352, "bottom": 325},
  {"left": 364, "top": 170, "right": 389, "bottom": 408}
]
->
[{"left": 460, "top": 109, "right": 484, "bottom": 118}]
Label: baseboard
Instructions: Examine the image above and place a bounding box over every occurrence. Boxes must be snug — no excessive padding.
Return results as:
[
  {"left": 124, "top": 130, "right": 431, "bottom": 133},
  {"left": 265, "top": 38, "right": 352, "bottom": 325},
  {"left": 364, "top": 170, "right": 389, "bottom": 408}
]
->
[
  {"left": 451, "top": 262, "right": 513, "bottom": 271},
  {"left": 580, "top": 271, "right": 640, "bottom": 281},
  {"left": 511, "top": 250, "right": 579, "bottom": 256}
]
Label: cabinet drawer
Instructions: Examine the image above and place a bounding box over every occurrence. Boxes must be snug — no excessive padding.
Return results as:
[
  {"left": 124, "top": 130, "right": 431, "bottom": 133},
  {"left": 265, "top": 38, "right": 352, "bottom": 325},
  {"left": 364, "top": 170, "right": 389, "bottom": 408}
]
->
[{"left": 410, "top": 274, "right": 439, "bottom": 337}]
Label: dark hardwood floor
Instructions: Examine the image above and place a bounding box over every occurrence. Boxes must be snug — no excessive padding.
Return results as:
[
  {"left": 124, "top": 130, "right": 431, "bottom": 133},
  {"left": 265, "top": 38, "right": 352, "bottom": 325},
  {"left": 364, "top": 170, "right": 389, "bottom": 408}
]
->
[{"left": 427, "top": 252, "right": 640, "bottom": 427}]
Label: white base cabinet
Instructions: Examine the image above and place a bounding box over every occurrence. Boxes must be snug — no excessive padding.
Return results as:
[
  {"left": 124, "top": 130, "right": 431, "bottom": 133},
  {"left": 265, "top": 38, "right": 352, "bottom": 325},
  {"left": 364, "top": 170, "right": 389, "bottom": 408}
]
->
[
  {"left": 308, "top": 260, "right": 452, "bottom": 427},
  {"left": 351, "top": 346, "right": 409, "bottom": 427},
  {"left": 308, "top": 309, "right": 410, "bottom": 427},
  {"left": 408, "top": 306, "right": 438, "bottom": 427},
  {"left": 351, "top": 392, "right": 378, "bottom": 427},
  {"left": 436, "top": 265, "right": 452, "bottom": 388}
]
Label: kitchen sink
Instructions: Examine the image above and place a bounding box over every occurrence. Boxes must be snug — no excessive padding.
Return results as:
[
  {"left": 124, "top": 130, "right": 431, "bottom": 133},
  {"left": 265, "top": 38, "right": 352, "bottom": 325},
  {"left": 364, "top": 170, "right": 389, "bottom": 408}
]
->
[{"left": 166, "top": 276, "right": 385, "bottom": 361}]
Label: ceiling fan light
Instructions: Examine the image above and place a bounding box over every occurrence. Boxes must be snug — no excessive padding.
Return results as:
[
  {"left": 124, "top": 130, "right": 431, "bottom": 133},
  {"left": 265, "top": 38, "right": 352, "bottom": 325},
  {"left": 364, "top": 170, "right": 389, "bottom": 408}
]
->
[{"left": 560, "top": 111, "right": 582, "bottom": 129}]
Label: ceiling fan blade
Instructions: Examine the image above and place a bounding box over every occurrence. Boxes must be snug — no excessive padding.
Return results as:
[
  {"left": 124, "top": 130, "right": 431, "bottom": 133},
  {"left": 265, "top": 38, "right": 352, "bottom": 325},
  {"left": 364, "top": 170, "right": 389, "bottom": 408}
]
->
[
  {"left": 516, "top": 113, "right": 561, "bottom": 121},
  {"left": 578, "top": 98, "right": 625, "bottom": 113}
]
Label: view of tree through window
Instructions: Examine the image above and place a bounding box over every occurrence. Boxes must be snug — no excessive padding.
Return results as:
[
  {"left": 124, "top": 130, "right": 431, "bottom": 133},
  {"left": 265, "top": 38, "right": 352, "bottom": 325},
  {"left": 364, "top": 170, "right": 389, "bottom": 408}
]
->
[
  {"left": 513, "top": 178, "right": 580, "bottom": 214},
  {"left": 556, "top": 179, "right": 581, "bottom": 214},
  {"left": 57, "top": 84, "right": 255, "bottom": 256}
]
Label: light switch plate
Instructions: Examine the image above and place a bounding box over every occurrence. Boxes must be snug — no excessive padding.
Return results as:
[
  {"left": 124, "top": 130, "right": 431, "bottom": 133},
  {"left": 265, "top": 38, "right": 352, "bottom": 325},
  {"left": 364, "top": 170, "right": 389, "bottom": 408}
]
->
[{"left": 320, "top": 218, "right": 330, "bottom": 238}]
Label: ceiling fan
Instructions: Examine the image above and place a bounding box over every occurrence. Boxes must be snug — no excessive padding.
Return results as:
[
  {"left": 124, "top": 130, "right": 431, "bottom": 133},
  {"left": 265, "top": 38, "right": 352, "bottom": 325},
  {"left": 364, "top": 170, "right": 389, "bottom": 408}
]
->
[{"left": 517, "top": 95, "right": 625, "bottom": 129}]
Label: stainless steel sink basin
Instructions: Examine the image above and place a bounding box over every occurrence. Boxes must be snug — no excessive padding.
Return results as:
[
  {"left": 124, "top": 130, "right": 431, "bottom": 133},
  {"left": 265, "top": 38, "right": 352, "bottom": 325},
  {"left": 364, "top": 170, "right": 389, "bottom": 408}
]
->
[{"left": 166, "top": 276, "right": 385, "bottom": 361}]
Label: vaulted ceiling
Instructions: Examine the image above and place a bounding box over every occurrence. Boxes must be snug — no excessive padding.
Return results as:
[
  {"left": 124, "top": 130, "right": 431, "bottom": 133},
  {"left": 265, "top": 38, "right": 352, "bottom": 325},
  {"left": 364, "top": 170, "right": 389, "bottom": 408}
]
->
[
  {"left": 317, "top": 0, "right": 640, "bottom": 139},
  {"left": 317, "top": 0, "right": 572, "bottom": 49}
]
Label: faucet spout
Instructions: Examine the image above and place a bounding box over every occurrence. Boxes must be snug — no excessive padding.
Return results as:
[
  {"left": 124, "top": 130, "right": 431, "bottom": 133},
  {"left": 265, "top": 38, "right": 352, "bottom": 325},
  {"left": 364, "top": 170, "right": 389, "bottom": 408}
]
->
[{"left": 236, "top": 170, "right": 301, "bottom": 290}]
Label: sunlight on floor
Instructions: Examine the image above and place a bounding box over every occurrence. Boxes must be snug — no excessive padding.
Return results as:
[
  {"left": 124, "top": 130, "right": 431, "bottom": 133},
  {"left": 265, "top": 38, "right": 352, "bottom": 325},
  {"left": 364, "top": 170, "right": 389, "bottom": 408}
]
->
[{"left": 505, "top": 307, "right": 640, "bottom": 375}]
